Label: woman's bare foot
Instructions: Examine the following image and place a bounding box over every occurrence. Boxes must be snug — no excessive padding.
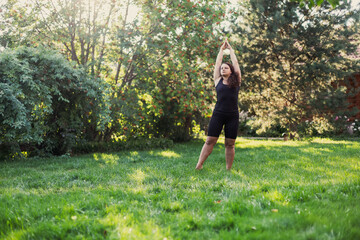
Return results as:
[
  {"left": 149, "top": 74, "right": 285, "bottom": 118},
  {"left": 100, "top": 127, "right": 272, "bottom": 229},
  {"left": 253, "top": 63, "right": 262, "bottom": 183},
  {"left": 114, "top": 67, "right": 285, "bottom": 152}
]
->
[{"left": 195, "top": 165, "right": 203, "bottom": 170}]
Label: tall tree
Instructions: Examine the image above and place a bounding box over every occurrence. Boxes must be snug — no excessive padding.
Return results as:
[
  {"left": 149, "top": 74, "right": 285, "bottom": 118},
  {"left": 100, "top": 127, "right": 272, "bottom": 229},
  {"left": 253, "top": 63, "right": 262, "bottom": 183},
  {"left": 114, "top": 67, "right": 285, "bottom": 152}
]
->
[
  {"left": 108, "top": 0, "right": 227, "bottom": 141},
  {"left": 27, "top": 0, "right": 118, "bottom": 75},
  {"left": 0, "top": 0, "right": 41, "bottom": 49},
  {"left": 231, "top": 0, "right": 360, "bottom": 136}
]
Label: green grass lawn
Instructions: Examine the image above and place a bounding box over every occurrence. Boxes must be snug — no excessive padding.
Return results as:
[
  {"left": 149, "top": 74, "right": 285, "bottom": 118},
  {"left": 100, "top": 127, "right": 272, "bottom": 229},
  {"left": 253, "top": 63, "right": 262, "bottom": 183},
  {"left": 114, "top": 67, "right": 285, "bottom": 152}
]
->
[{"left": 1, "top": 137, "right": 359, "bottom": 240}]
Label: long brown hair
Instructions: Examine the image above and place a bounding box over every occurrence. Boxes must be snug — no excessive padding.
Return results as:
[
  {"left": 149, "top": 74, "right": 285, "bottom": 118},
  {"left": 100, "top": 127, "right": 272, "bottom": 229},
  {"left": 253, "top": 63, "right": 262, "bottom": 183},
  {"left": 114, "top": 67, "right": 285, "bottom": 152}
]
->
[{"left": 223, "top": 62, "right": 240, "bottom": 88}]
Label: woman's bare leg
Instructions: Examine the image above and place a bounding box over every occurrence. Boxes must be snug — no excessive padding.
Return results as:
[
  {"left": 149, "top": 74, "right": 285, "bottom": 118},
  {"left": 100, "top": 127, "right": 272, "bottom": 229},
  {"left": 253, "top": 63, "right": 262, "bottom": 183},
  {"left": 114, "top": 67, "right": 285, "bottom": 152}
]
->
[
  {"left": 225, "top": 138, "right": 236, "bottom": 170},
  {"left": 196, "top": 136, "right": 219, "bottom": 169}
]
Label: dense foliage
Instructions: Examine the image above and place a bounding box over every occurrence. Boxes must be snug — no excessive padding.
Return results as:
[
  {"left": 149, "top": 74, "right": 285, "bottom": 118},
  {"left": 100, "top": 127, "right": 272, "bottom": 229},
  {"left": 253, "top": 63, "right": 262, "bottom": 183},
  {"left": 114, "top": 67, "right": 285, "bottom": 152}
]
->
[
  {"left": 0, "top": 46, "right": 110, "bottom": 157},
  {"left": 111, "top": 0, "right": 226, "bottom": 141},
  {"left": 293, "top": 0, "right": 341, "bottom": 8},
  {"left": 0, "top": 0, "right": 229, "bottom": 142},
  {"left": 0, "top": 0, "right": 359, "bottom": 158},
  {"left": 231, "top": 0, "right": 360, "bottom": 137}
]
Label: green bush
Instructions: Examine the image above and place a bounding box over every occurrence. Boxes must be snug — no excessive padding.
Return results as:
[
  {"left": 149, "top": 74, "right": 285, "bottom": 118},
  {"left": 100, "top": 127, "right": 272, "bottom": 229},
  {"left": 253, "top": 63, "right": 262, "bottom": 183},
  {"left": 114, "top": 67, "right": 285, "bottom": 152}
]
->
[
  {"left": 297, "top": 116, "right": 360, "bottom": 137},
  {"left": 110, "top": 87, "right": 209, "bottom": 142},
  {"left": 0, "top": 46, "right": 110, "bottom": 158},
  {"left": 237, "top": 111, "right": 257, "bottom": 136},
  {"left": 243, "top": 117, "right": 286, "bottom": 137}
]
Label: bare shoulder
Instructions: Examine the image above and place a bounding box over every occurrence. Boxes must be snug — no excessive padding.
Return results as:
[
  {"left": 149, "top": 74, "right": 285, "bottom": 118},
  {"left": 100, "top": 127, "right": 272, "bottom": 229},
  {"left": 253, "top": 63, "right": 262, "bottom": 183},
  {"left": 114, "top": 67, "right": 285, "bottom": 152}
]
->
[{"left": 214, "top": 77, "right": 222, "bottom": 87}]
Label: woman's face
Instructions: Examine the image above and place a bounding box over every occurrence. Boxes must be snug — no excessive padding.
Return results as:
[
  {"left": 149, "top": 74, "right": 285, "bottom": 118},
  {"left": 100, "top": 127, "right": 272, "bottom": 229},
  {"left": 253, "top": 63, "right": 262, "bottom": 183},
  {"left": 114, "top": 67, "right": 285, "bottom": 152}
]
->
[{"left": 220, "top": 64, "right": 232, "bottom": 77}]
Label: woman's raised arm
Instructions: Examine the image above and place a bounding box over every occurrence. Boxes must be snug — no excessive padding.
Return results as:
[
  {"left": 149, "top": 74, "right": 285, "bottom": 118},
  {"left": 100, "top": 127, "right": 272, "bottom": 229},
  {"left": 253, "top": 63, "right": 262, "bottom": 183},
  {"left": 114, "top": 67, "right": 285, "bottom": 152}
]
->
[
  {"left": 225, "top": 39, "right": 241, "bottom": 85},
  {"left": 213, "top": 42, "right": 227, "bottom": 85}
]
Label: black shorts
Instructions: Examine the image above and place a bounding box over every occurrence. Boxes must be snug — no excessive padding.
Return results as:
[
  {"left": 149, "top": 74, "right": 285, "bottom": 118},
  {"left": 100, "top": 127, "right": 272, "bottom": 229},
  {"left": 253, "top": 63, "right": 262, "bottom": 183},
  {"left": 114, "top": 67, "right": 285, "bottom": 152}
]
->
[{"left": 207, "top": 111, "right": 239, "bottom": 139}]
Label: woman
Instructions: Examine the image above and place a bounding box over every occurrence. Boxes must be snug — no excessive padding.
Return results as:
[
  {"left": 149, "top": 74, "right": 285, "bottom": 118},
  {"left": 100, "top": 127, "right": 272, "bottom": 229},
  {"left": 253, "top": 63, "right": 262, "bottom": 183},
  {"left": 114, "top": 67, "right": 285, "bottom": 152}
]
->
[{"left": 196, "top": 39, "right": 241, "bottom": 171}]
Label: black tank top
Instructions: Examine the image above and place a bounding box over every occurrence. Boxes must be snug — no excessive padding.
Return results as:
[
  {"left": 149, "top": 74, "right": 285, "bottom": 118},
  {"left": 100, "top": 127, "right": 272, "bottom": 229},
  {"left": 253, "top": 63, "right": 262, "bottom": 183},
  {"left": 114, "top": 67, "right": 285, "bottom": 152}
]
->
[{"left": 213, "top": 78, "right": 240, "bottom": 114}]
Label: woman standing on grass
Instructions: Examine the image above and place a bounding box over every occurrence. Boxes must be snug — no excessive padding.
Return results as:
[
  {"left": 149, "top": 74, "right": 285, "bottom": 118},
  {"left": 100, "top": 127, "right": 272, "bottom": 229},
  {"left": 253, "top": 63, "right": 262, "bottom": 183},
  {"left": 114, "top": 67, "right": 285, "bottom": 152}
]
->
[{"left": 196, "top": 38, "right": 241, "bottom": 171}]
